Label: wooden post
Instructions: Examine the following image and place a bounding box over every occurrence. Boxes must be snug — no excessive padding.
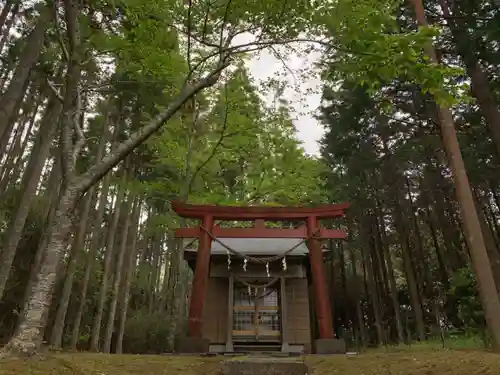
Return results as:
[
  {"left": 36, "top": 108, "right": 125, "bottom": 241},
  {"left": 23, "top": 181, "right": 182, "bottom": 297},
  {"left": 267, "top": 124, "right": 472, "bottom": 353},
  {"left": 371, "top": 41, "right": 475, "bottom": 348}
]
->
[
  {"left": 225, "top": 274, "right": 234, "bottom": 352},
  {"left": 187, "top": 214, "right": 214, "bottom": 337},
  {"left": 280, "top": 276, "right": 290, "bottom": 352},
  {"left": 307, "top": 215, "right": 334, "bottom": 339}
]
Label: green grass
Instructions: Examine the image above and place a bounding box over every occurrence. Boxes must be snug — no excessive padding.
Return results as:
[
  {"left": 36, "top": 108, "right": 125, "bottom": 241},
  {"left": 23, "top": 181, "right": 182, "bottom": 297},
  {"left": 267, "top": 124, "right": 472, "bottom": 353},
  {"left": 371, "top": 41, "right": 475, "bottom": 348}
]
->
[
  {"left": 0, "top": 353, "right": 221, "bottom": 375},
  {"left": 0, "top": 344, "right": 499, "bottom": 375},
  {"left": 307, "top": 351, "right": 500, "bottom": 375},
  {"left": 365, "top": 335, "right": 489, "bottom": 353}
]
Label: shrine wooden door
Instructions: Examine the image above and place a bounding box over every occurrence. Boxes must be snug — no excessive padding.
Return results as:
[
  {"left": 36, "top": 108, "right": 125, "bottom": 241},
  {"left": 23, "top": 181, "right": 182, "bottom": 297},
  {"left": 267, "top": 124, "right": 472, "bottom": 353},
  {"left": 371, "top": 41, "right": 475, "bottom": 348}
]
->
[{"left": 232, "top": 282, "right": 281, "bottom": 342}]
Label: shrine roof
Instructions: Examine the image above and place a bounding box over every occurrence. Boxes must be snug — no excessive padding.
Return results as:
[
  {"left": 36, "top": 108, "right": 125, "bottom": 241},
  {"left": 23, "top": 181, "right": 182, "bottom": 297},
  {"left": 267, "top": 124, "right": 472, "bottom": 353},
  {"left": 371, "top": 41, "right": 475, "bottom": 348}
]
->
[
  {"left": 172, "top": 201, "right": 350, "bottom": 220},
  {"left": 182, "top": 238, "right": 327, "bottom": 255}
]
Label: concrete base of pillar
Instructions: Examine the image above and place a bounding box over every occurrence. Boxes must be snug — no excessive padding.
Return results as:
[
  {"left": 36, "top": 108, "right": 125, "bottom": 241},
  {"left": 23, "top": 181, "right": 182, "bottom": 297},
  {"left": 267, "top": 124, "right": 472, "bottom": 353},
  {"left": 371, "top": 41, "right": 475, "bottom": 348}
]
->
[
  {"left": 314, "top": 338, "right": 346, "bottom": 354},
  {"left": 282, "top": 343, "right": 306, "bottom": 354},
  {"left": 281, "top": 342, "right": 290, "bottom": 353},
  {"left": 225, "top": 341, "right": 234, "bottom": 352},
  {"left": 175, "top": 336, "right": 210, "bottom": 353},
  {"left": 209, "top": 344, "right": 227, "bottom": 353}
]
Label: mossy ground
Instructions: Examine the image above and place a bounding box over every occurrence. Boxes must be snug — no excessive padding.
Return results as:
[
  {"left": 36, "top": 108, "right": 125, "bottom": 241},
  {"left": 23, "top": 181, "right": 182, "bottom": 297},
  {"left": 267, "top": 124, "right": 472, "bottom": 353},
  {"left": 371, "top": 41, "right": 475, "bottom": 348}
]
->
[
  {"left": 307, "top": 350, "right": 500, "bottom": 374},
  {"left": 0, "top": 350, "right": 499, "bottom": 375},
  {"left": 0, "top": 353, "right": 221, "bottom": 375}
]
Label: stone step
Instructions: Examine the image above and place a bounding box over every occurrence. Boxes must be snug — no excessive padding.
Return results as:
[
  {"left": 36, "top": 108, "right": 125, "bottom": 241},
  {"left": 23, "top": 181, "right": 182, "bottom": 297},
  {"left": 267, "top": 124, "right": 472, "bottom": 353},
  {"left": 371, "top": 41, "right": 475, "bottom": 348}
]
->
[
  {"left": 220, "top": 357, "right": 308, "bottom": 375},
  {"left": 233, "top": 344, "right": 282, "bottom": 353}
]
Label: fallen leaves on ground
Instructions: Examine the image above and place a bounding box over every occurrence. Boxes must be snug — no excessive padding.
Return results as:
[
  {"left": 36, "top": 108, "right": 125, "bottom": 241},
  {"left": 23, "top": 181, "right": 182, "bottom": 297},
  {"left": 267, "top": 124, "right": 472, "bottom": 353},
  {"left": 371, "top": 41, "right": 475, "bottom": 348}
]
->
[
  {"left": 0, "top": 353, "right": 221, "bottom": 375},
  {"left": 307, "top": 350, "right": 500, "bottom": 375},
  {"left": 0, "top": 350, "right": 499, "bottom": 375}
]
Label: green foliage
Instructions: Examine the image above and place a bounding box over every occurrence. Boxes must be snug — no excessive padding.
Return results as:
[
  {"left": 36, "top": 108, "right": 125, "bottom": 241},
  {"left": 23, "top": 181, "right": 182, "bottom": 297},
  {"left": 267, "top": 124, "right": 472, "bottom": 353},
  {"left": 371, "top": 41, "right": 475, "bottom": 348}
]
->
[
  {"left": 122, "top": 309, "right": 175, "bottom": 353},
  {"left": 448, "top": 267, "right": 485, "bottom": 329},
  {"left": 315, "top": 0, "right": 466, "bottom": 105},
  {"left": 113, "top": 1, "right": 187, "bottom": 89},
  {"left": 143, "top": 66, "right": 328, "bottom": 220}
]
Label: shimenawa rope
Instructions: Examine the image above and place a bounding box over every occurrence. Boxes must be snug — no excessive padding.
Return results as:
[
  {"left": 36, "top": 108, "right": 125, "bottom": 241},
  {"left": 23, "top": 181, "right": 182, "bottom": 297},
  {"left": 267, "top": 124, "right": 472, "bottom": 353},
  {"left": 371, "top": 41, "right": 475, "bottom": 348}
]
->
[{"left": 199, "top": 225, "right": 319, "bottom": 264}]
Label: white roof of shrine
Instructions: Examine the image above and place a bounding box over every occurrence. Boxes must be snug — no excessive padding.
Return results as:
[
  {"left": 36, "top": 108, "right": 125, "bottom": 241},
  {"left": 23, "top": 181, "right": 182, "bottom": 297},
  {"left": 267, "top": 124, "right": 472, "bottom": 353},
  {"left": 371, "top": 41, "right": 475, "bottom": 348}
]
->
[{"left": 183, "top": 238, "right": 327, "bottom": 255}]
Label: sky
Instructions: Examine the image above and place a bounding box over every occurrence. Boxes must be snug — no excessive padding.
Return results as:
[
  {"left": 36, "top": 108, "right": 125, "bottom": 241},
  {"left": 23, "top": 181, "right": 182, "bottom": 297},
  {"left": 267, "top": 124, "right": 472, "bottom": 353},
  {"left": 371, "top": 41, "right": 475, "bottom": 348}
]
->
[{"left": 246, "top": 48, "right": 325, "bottom": 156}]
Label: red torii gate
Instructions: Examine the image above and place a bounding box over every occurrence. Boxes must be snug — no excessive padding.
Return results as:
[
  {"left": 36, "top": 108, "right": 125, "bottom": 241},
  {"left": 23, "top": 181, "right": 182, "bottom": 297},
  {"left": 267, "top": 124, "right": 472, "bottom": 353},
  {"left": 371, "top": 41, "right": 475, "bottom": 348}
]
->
[{"left": 171, "top": 201, "right": 350, "bottom": 343}]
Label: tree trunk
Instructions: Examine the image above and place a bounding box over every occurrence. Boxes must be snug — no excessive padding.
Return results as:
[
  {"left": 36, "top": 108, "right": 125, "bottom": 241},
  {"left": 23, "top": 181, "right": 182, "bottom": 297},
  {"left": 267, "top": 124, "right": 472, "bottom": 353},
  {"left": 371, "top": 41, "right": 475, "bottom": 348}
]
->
[
  {"left": 70, "top": 113, "right": 116, "bottom": 349},
  {"left": 423, "top": 164, "right": 465, "bottom": 270},
  {"left": 376, "top": 204, "right": 405, "bottom": 343},
  {"left": 379, "top": 138, "right": 426, "bottom": 341},
  {"left": 158, "top": 234, "right": 174, "bottom": 311},
  {"left": 0, "top": 5, "right": 50, "bottom": 143},
  {"left": 472, "top": 193, "right": 500, "bottom": 293},
  {"left": 407, "top": 179, "right": 438, "bottom": 334},
  {"left": 148, "top": 232, "right": 162, "bottom": 313},
  {"left": 439, "top": 0, "right": 500, "bottom": 159},
  {"left": 115, "top": 201, "right": 142, "bottom": 354},
  {"left": 424, "top": 206, "right": 450, "bottom": 289},
  {"left": 0, "top": 2, "right": 19, "bottom": 55},
  {"left": 70, "top": 173, "right": 111, "bottom": 349},
  {"left": 31, "top": 158, "right": 63, "bottom": 268},
  {"left": 0, "top": 1, "right": 14, "bottom": 32},
  {"left": 395, "top": 210, "right": 426, "bottom": 341},
  {"left": 338, "top": 241, "right": 349, "bottom": 332},
  {"left": 3, "top": 190, "right": 77, "bottom": 356},
  {"left": 103, "top": 193, "right": 133, "bottom": 353},
  {"left": 361, "top": 217, "right": 384, "bottom": 345},
  {"left": 411, "top": 0, "right": 500, "bottom": 351},
  {"left": 89, "top": 170, "right": 127, "bottom": 352},
  {"left": 0, "top": 86, "right": 39, "bottom": 176},
  {"left": 0, "top": 95, "right": 61, "bottom": 299},
  {"left": 0, "top": 98, "right": 38, "bottom": 191},
  {"left": 49, "top": 187, "right": 96, "bottom": 348},
  {"left": 346, "top": 232, "right": 367, "bottom": 348},
  {"left": 50, "top": 106, "right": 109, "bottom": 348},
  {"left": 480, "top": 194, "right": 500, "bottom": 248}
]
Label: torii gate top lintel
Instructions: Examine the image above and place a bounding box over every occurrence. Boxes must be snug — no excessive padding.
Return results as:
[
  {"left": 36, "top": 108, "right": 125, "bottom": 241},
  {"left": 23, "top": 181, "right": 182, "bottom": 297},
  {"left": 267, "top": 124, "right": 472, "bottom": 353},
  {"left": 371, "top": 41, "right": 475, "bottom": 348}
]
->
[{"left": 171, "top": 200, "right": 351, "bottom": 221}]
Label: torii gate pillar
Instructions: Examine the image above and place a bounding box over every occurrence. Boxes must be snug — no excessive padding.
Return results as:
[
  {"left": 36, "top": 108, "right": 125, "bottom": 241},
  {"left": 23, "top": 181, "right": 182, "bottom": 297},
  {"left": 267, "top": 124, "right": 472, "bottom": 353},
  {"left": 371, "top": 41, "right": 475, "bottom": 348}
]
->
[
  {"left": 307, "top": 215, "right": 334, "bottom": 339},
  {"left": 187, "top": 214, "right": 214, "bottom": 338}
]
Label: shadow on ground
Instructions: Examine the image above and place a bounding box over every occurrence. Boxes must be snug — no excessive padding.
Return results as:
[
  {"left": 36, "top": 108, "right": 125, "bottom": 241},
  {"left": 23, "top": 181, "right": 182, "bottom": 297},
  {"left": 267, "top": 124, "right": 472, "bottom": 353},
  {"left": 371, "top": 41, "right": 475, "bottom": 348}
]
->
[{"left": 0, "top": 350, "right": 500, "bottom": 375}]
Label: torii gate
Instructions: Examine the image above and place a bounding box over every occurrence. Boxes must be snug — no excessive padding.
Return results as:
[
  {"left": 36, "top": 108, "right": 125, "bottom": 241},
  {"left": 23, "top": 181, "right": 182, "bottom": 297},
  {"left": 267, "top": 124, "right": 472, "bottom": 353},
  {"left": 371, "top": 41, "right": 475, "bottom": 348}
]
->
[{"left": 171, "top": 201, "right": 350, "bottom": 350}]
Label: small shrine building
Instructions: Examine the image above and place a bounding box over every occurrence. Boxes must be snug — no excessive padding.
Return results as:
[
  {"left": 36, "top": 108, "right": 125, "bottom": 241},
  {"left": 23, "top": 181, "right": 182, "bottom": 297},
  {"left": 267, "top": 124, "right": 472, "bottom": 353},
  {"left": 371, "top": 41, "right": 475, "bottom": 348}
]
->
[{"left": 172, "top": 201, "right": 350, "bottom": 354}]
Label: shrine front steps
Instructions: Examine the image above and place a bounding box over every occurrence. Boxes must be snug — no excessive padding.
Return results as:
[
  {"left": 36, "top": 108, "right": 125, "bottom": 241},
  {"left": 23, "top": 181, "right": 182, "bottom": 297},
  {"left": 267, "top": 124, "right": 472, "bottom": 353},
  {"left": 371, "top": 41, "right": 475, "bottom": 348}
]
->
[{"left": 220, "top": 356, "right": 308, "bottom": 375}]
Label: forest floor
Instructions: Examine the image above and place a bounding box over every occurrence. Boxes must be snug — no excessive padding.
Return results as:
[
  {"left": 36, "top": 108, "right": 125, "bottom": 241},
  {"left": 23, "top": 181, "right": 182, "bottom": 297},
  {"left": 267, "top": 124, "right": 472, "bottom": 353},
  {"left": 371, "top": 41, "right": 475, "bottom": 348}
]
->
[{"left": 0, "top": 350, "right": 499, "bottom": 375}]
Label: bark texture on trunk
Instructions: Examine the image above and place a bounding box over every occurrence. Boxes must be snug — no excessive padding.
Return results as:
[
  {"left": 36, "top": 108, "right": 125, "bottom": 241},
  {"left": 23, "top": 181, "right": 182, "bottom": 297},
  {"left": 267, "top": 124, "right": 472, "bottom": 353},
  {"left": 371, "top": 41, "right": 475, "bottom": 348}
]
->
[
  {"left": 49, "top": 187, "right": 96, "bottom": 348},
  {"left": 3, "top": 191, "right": 76, "bottom": 356},
  {"left": 0, "top": 95, "right": 61, "bottom": 299}
]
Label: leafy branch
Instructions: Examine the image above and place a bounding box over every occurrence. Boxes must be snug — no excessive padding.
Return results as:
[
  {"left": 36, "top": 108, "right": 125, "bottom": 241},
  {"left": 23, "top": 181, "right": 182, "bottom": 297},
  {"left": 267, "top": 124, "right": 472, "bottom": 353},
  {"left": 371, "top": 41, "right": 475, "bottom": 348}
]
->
[{"left": 187, "top": 82, "right": 230, "bottom": 195}]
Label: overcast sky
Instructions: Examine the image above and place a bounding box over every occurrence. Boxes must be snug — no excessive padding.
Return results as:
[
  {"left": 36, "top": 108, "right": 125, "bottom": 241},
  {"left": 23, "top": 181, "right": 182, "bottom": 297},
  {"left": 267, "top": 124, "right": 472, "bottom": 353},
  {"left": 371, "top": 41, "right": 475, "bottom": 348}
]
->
[{"left": 246, "top": 48, "right": 324, "bottom": 156}]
